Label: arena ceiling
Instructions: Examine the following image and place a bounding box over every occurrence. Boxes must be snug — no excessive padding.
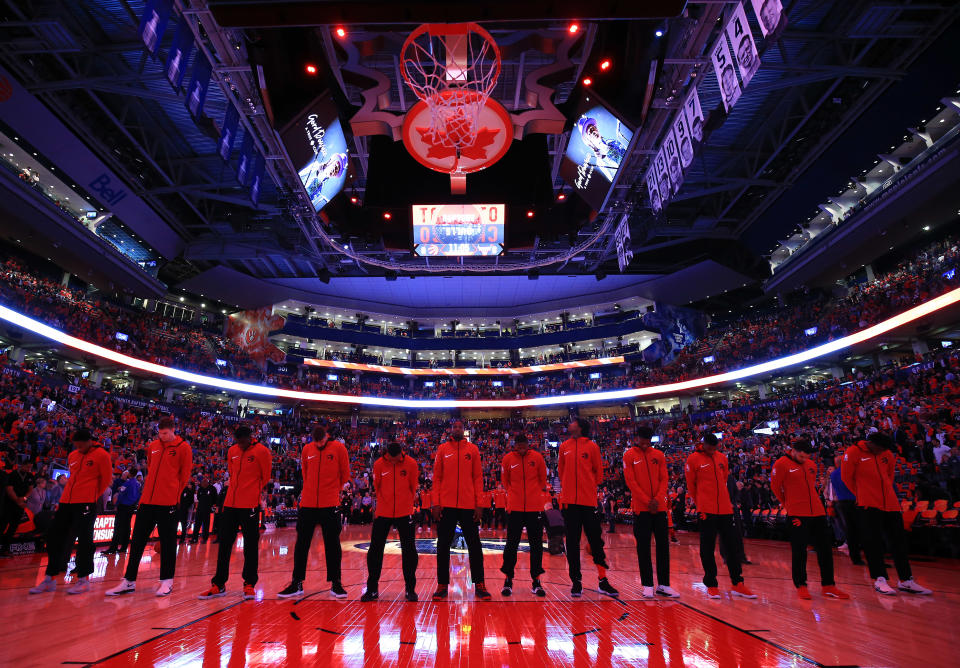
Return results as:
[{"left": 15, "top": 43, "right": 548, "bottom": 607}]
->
[{"left": 0, "top": 0, "right": 957, "bottom": 307}]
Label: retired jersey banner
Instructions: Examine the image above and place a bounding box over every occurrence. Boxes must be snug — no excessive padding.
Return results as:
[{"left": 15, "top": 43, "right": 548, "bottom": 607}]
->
[
  {"left": 672, "top": 109, "right": 694, "bottom": 169},
  {"left": 654, "top": 145, "right": 672, "bottom": 206},
  {"left": 711, "top": 32, "right": 742, "bottom": 112},
  {"left": 249, "top": 153, "right": 266, "bottom": 207},
  {"left": 646, "top": 167, "right": 662, "bottom": 213},
  {"left": 750, "top": 0, "right": 783, "bottom": 37},
  {"left": 185, "top": 55, "right": 212, "bottom": 118},
  {"left": 662, "top": 131, "right": 683, "bottom": 195},
  {"left": 226, "top": 308, "right": 286, "bottom": 367},
  {"left": 218, "top": 104, "right": 239, "bottom": 162},
  {"left": 683, "top": 87, "right": 704, "bottom": 143},
  {"left": 139, "top": 0, "right": 172, "bottom": 57},
  {"left": 726, "top": 3, "right": 760, "bottom": 88},
  {"left": 165, "top": 16, "right": 193, "bottom": 90}
]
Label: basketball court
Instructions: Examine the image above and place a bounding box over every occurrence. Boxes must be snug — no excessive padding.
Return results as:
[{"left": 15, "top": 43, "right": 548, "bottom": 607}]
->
[{"left": 2, "top": 526, "right": 957, "bottom": 667}]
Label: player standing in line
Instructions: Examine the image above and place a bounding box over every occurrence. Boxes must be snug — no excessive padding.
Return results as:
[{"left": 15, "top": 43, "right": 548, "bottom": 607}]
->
[
  {"left": 623, "top": 426, "right": 679, "bottom": 598},
  {"left": 107, "top": 416, "right": 192, "bottom": 597},
  {"left": 684, "top": 433, "right": 756, "bottom": 600},
  {"left": 361, "top": 441, "right": 420, "bottom": 602},
  {"left": 431, "top": 420, "right": 491, "bottom": 600},
  {"left": 499, "top": 433, "right": 548, "bottom": 597},
  {"left": 841, "top": 432, "right": 932, "bottom": 595},
  {"left": 278, "top": 424, "right": 351, "bottom": 599},
  {"left": 29, "top": 429, "right": 111, "bottom": 595},
  {"left": 199, "top": 426, "right": 272, "bottom": 600},
  {"left": 770, "top": 439, "right": 850, "bottom": 600},
  {"left": 558, "top": 417, "right": 618, "bottom": 598}
]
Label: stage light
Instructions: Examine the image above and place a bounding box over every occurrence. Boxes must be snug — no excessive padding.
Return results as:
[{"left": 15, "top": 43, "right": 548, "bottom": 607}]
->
[
  {"left": 335, "top": 27, "right": 346, "bottom": 38},
  {"left": 600, "top": 59, "right": 611, "bottom": 71},
  {"left": 557, "top": 193, "right": 566, "bottom": 201},
  {"left": 526, "top": 210, "right": 535, "bottom": 218},
  {"left": 655, "top": 29, "right": 664, "bottom": 37},
  {"left": 568, "top": 23, "right": 580, "bottom": 34},
  {"left": 582, "top": 77, "right": 592, "bottom": 86},
  {"left": 383, "top": 211, "right": 392, "bottom": 220},
  {"left": 304, "top": 63, "right": 318, "bottom": 75},
  {"left": 350, "top": 196, "right": 358, "bottom": 204}
]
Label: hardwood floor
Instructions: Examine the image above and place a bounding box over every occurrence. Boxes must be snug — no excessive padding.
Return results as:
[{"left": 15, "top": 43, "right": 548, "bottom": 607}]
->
[{"left": 1, "top": 525, "right": 957, "bottom": 666}]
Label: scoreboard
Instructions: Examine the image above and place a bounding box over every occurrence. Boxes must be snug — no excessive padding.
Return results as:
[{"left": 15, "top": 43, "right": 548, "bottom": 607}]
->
[{"left": 412, "top": 204, "right": 505, "bottom": 257}]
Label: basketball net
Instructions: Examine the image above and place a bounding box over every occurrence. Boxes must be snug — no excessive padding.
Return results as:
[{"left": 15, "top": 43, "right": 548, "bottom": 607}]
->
[{"left": 401, "top": 23, "right": 501, "bottom": 192}]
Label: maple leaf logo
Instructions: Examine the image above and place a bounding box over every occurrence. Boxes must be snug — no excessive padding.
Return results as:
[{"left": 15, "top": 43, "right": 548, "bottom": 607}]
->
[{"left": 416, "top": 126, "right": 500, "bottom": 161}]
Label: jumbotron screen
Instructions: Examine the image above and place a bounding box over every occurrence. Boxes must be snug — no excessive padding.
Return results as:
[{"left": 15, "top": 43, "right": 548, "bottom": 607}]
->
[{"left": 412, "top": 204, "right": 505, "bottom": 257}]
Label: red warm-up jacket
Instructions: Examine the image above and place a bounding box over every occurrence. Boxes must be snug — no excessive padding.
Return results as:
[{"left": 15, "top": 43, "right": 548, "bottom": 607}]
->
[
  {"left": 841, "top": 441, "right": 900, "bottom": 512},
  {"left": 501, "top": 449, "right": 547, "bottom": 512},
  {"left": 770, "top": 456, "right": 825, "bottom": 517},
  {"left": 684, "top": 448, "right": 733, "bottom": 515},
  {"left": 558, "top": 437, "right": 602, "bottom": 507},
  {"left": 224, "top": 442, "right": 272, "bottom": 509},
  {"left": 432, "top": 439, "right": 483, "bottom": 510},
  {"left": 60, "top": 444, "right": 112, "bottom": 504},
  {"left": 623, "top": 445, "right": 669, "bottom": 512},
  {"left": 300, "top": 439, "right": 350, "bottom": 508},
  {"left": 139, "top": 436, "right": 193, "bottom": 506},
  {"left": 373, "top": 454, "right": 418, "bottom": 518}
]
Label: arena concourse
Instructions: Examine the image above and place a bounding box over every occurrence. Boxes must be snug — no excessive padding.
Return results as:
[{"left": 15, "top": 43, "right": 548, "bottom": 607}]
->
[{"left": 1, "top": 1, "right": 959, "bottom": 666}]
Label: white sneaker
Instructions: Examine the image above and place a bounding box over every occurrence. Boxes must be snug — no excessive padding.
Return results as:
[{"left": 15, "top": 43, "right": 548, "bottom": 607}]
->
[
  {"left": 641, "top": 585, "right": 655, "bottom": 598},
  {"left": 29, "top": 577, "right": 56, "bottom": 594},
  {"left": 156, "top": 579, "right": 174, "bottom": 597},
  {"left": 874, "top": 577, "right": 896, "bottom": 595},
  {"left": 67, "top": 578, "right": 90, "bottom": 595},
  {"left": 898, "top": 579, "right": 932, "bottom": 595},
  {"left": 656, "top": 585, "right": 681, "bottom": 598},
  {"left": 837, "top": 543, "right": 848, "bottom": 553},
  {"left": 106, "top": 579, "right": 137, "bottom": 596}
]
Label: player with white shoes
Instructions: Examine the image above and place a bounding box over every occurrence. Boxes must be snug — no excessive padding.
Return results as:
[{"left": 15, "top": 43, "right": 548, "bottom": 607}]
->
[{"left": 623, "top": 426, "right": 679, "bottom": 599}]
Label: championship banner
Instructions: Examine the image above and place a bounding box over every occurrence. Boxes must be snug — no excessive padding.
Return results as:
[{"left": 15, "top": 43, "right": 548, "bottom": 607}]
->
[
  {"left": 672, "top": 108, "right": 694, "bottom": 169},
  {"left": 249, "top": 153, "right": 266, "bottom": 206},
  {"left": 662, "top": 129, "right": 683, "bottom": 194},
  {"left": 236, "top": 131, "right": 255, "bottom": 186},
  {"left": 139, "top": 0, "right": 172, "bottom": 57},
  {"left": 646, "top": 167, "right": 662, "bottom": 213},
  {"left": 750, "top": 0, "right": 784, "bottom": 37},
  {"left": 683, "top": 87, "right": 704, "bottom": 143},
  {"left": 711, "top": 32, "right": 742, "bottom": 112},
  {"left": 185, "top": 56, "right": 212, "bottom": 119},
  {"left": 165, "top": 15, "right": 193, "bottom": 90},
  {"left": 614, "top": 216, "right": 633, "bottom": 272},
  {"left": 303, "top": 356, "right": 625, "bottom": 377},
  {"left": 726, "top": 3, "right": 760, "bottom": 88},
  {"left": 218, "top": 104, "right": 239, "bottom": 162}
]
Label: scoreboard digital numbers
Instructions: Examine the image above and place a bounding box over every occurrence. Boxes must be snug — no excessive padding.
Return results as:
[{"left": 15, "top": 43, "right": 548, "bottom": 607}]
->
[{"left": 412, "top": 204, "right": 505, "bottom": 257}]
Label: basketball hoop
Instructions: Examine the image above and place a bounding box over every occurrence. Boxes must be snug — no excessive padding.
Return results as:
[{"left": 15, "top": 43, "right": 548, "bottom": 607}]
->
[{"left": 401, "top": 23, "right": 505, "bottom": 193}]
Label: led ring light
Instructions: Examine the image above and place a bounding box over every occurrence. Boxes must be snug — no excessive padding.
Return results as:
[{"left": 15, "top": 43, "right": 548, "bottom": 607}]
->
[{"left": 1, "top": 286, "right": 958, "bottom": 409}]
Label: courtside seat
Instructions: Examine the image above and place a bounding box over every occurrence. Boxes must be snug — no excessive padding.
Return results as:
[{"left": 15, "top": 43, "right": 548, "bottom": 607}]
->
[
  {"left": 915, "top": 500, "right": 930, "bottom": 512},
  {"left": 933, "top": 499, "right": 948, "bottom": 512},
  {"left": 941, "top": 509, "right": 959, "bottom": 525},
  {"left": 916, "top": 509, "right": 939, "bottom": 527},
  {"left": 901, "top": 500, "right": 913, "bottom": 512}
]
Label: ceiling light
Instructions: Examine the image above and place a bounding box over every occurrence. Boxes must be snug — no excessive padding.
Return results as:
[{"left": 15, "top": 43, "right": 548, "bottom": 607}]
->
[
  {"left": 568, "top": 23, "right": 580, "bottom": 34},
  {"left": 582, "top": 77, "right": 592, "bottom": 86},
  {"left": 335, "top": 26, "right": 346, "bottom": 38},
  {"left": 305, "top": 64, "right": 318, "bottom": 75},
  {"left": 600, "top": 59, "right": 611, "bottom": 71}
]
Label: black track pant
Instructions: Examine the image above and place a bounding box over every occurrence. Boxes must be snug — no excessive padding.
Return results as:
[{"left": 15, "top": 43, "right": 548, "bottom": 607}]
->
[
  {"left": 834, "top": 499, "right": 862, "bottom": 563},
  {"left": 192, "top": 507, "right": 212, "bottom": 540},
  {"left": 212, "top": 507, "right": 261, "bottom": 587},
  {"left": 500, "top": 511, "right": 544, "bottom": 580},
  {"left": 125, "top": 504, "right": 178, "bottom": 581},
  {"left": 436, "top": 508, "right": 485, "bottom": 585},
  {"left": 859, "top": 508, "right": 912, "bottom": 581},
  {"left": 633, "top": 511, "right": 670, "bottom": 587},
  {"left": 698, "top": 514, "right": 743, "bottom": 587},
  {"left": 562, "top": 505, "right": 608, "bottom": 583},
  {"left": 291, "top": 507, "right": 342, "bottom": 583},
  {"left": 107, "top": 504, "right": 135, "bottom": 551},
  {"left": 788, "top": 515, "right": 835, "bottom": 587},
  {"left": 45, "top": 503, "right": 96, "bottom": 578},
  {"left": 366, "top": 515, "right": 418, "bottom": 592}
]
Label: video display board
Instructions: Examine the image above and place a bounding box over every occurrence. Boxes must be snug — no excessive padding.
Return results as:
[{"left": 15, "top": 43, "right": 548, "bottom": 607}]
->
[
  {"left": 280, "top": 95, "right": 350, "bottom": 212},
  {"left": 412, "top": 203, "right": 504, "bottom": 257}
]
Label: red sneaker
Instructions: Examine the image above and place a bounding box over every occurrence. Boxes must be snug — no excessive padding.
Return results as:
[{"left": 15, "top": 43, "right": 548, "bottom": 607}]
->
[
  {"left": 822, "top": 585, "right": 850, "bottom": 599},
  {"left": 796, "top": 586, "right": 812, "bottom": 600},
  {"left": 706, "top": 587, "right": 721, "bottom": 599},
  {"left": 731, "top": 583, "right": 757, "bottom": 599},
  {"left": 198, "top": 585, "right": 226, "bottom": 600},
  {"left": 243, "top": 584, "right": 256, "bottom": 600}
]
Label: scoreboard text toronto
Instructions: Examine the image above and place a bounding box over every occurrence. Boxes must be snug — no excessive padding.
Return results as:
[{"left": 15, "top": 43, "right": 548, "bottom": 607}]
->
[{"left": 412, "top": 204, "right": 505, "bottom": 257}]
